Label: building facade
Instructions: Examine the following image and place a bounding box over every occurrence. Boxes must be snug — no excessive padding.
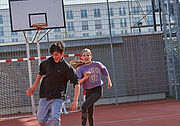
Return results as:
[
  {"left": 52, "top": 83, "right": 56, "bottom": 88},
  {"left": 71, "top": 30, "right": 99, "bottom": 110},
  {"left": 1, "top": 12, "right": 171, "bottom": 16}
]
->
[{"left": 0, "top": 0, "right": 160, "bottom": 44}]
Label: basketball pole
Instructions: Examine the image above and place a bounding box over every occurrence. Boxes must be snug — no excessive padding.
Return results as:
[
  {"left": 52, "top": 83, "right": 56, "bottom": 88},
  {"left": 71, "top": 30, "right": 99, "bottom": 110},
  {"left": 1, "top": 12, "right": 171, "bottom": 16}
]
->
[
  {"left": 35, "top": 30, "right": 41, "bottom": 65},
  {"left": 32, "top": 27, "right": 51, "bottom": 65},
  {"left": 23, "top": 31, "right": 36, "bottom": 116},
  {"left": 22, "top": 26, "right": 47, "bottom": 116}
]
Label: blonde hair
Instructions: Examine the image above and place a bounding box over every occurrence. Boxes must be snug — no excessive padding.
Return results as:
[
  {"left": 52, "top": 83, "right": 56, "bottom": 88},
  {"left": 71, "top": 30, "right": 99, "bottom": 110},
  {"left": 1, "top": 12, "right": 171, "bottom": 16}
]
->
[{"left": 81, "top": 48, "right": 92, "bottom": 55}]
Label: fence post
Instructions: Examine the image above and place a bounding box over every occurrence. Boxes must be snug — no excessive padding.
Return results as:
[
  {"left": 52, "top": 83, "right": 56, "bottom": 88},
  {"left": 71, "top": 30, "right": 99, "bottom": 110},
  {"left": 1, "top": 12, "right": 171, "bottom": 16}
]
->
[{"left": 106, "top": 0, "right": 118, "bottom": 107}]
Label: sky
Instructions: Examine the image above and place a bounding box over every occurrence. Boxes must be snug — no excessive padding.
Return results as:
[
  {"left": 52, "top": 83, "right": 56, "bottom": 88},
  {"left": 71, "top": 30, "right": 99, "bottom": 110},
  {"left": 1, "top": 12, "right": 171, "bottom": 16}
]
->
[{"left": 0, "top": 0, "right": 124, "bottom": 9}]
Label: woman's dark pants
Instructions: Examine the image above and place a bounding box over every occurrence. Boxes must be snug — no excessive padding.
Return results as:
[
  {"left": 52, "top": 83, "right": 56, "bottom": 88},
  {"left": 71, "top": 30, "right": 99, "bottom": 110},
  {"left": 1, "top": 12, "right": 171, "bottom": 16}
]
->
[{"left": 81, "top": 86, "right": 102, "bottom": 126}]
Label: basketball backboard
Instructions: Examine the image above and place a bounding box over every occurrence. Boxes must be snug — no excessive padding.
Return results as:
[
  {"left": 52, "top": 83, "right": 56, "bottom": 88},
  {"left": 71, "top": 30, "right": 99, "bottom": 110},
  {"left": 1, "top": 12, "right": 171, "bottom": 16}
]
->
[{"left": 9, "top": 0, "right": 65, "bottom": 31}]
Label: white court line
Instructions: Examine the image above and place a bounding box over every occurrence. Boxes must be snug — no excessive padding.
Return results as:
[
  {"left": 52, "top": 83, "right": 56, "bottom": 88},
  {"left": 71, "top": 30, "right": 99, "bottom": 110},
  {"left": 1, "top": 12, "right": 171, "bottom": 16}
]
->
[{"left": 95, "top": 113, "right": 180, "bottom": 125}]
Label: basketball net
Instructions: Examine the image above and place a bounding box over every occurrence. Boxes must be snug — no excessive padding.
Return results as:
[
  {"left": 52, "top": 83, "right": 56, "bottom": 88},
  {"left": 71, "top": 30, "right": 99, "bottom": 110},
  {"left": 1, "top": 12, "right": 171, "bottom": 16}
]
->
[{"left": 32, "top": 23, "right": 47, "bottom": 30}]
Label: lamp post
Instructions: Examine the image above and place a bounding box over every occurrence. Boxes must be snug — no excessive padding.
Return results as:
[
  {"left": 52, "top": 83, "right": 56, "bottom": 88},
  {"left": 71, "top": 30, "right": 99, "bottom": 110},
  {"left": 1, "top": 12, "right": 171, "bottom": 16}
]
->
[{"left": 138, "top": 22, "right": 142, "bottom": 33}]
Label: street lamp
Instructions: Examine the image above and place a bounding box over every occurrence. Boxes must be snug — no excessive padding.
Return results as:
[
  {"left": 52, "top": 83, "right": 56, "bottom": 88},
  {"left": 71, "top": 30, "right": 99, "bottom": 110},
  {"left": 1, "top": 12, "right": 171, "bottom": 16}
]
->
[{"left": 138, "top": 22, "right": 142, "bottom": 33}]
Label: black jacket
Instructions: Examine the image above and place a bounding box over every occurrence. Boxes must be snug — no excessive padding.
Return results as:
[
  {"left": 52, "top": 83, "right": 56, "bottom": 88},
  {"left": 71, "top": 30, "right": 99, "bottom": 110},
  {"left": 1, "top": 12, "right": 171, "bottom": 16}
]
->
[{"left": 39, "top": 57, "right": 79, "bottom": 99}]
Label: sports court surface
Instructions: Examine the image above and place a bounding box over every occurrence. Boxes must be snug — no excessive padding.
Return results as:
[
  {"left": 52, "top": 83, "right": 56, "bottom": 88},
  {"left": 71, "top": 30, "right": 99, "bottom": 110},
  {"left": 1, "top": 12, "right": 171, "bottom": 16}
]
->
[{"left": 0, "top": 99, "right": 180, "bottom": 126}]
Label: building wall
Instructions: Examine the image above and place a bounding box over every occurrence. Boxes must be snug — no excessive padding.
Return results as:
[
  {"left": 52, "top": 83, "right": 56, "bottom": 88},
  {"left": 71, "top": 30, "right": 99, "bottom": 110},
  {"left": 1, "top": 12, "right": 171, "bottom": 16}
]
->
[{"left": 0, "top": 0, "right": 161, "bottom": 44}]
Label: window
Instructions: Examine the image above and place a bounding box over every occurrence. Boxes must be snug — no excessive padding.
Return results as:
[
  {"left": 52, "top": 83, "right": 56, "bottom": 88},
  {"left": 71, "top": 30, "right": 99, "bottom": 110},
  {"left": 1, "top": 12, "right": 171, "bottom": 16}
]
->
[
  {"left": 0, "top": 15, "right": 3, "bottom": 24},
  {"left": 67, "top": 22, "right": 74, "bottom": 31},
  {"left": 94, "top": 9, "right": 101, "bottom": 17},
  {"left": 68, "top": 34, "right": 75, "bottom": 38},
  {"left": 28, "top": 37, "right": 32, "bottom": 41},
  {"left": 0, "top": 39, "right": 4, "bottom": 43},
  {"left": 28, "top": 31, "right": 32, "bottom": 34},
  {"left": 95, "top": 20, "right": 102, "bottom": 29},
  {"left": 111, "top": 19, "right": 115, "bottom": 28},
  {"left": 119, "top": 8, "right": 122, "bottom": 16},
  {"left": 83, "top": 33, "right": 89, "bottom": 37},
  {"left": 148, "top": 28, "right": 154, "bottom": 32},
  {"left": 11, "top": 32, "right": 18, "bottom": 35},
  {"left": 146, "top": 6, "right": 152, "bottom": 13},
  {"left": 125, "top": 29, "right": 127, "bottom": 34},
  {"left": 54, "top": 28, "right": 61, "bottom": 32},
  {"left": 81, "top": 9, "right": 87, "bottom": 18},
  {"left": 119, "top": 7, "right": 126, "bottom": 16},
  {"left": 133, "top": 6, "right": 140, "bottom": 14},
  {"left": 0, "top": 27, "right": 4, "bottom": 36},
  {"left": 123, "top": 7, "right": 126, "bottom": 15},
  {"left": 121, "top": 30, "right": 124, "bottom": 34},
  {"left": 123, "top": 18, "right": 127, "bottom": 27},
  {"left": 120, "top": 18, "right": 127, "bottom": 27},
  {"left": 96, "top": 32, "right": 102, "bottom": 37},
  {"left": 12, "top": 38, "right": 18, "bottom": 42},
  {"left": 110, "top": 8, "right": 114, "bottom": 16},
  {"left": 55, "top": 35, "right": 61, "bottom": 39},
  {"left": 111, "top": 31, "right": 115, "bottom": 36},
  {"left": 66, "top": 10, "right": 73, "bottom": 19},
  {"left": 133, "top": 17, "right": 141, "bottom": 25},
  {"left": 120, "top": 18, "right": 123, "bottom": 27},
  {"left": 82, "top": 21, "right": 88, "bottom": 30},
  {"left": 147, "top": 16, "right": 153, "bottom": 25}
]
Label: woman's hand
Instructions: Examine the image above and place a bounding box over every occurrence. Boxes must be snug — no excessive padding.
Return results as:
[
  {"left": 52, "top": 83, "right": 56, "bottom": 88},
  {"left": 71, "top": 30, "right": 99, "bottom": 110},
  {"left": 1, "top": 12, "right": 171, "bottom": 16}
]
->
[
  {"left": 107, "top": 80, "right": 112, "bottom": 89},
  {"left": 106, "top": 76, "right": 112, "bottom": 89},
  {"left": 84, "top": 71, "right": 91, "bottom": 80},
  {"left": 70, "top": 100, "right": 78, "bottom": 111},
  {"left": 79, "top": 71, "right": 91, "bottom": 85}
]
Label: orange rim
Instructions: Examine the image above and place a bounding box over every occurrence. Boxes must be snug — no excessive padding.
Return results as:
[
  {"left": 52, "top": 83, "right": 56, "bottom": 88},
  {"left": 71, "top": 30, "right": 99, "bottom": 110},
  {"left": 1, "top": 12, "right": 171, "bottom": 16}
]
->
[{"left": 32, "top": 23, "right": 47, "bottom": 30}]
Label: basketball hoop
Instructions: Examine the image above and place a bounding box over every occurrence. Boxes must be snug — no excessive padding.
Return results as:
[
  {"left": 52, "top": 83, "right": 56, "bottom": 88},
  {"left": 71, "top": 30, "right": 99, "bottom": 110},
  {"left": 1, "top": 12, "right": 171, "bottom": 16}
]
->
[{"left": 32, "top": 23, "right": 47, "bottom": 30}]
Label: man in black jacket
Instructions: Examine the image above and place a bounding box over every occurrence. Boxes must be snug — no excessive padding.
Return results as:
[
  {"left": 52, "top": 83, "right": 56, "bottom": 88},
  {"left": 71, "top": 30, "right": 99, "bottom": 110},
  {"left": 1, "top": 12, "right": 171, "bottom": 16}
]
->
[{"left": 26, "top": 41, "right": 80, "bottom": 126}]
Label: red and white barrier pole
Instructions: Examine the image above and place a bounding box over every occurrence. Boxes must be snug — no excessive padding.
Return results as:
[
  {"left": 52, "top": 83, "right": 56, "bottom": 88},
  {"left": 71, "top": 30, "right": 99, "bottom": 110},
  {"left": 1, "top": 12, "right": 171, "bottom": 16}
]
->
[{"left": 0, "top": 53, "right": 81, "bottom": 63}]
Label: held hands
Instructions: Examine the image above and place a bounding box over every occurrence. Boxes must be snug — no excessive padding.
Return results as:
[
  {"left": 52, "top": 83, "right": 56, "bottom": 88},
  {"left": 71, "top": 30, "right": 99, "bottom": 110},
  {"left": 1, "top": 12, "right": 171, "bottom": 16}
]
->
[{"left": 26, "top": 86, "right": 35, "bottom": 97}]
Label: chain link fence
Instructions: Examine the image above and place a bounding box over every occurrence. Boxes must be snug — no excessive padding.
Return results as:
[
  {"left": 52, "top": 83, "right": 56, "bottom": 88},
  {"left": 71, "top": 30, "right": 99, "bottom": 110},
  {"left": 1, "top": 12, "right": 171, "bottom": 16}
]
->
[{"left": 0, "top": 0, "right": 179, "bottom": 120}]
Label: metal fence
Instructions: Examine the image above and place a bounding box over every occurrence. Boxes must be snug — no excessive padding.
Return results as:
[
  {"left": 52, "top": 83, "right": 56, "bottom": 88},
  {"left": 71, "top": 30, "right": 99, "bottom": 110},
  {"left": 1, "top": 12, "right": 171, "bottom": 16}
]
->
[{"left": 0, "top": 0, "right": 179, "bottom": 120}]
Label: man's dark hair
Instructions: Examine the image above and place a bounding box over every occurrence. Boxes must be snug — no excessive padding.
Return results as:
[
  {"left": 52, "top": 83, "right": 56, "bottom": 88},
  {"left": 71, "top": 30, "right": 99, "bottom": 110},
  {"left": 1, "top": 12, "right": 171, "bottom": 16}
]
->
[{"left": 49, "top": 41, "right": 65, "bottom": 54}]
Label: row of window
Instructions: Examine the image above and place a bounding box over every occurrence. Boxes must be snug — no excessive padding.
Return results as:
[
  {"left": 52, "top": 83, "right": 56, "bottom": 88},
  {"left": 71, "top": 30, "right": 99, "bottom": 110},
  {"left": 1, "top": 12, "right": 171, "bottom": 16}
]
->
[
  {"left": 133, "top": 17, "right": 153, "bottom": 26},
  {"left": 0, "top": 5, "right": 153, "bottom": 26},
  {"left": 0, "top": 16, "right": 153, "bottom": 37},
  {"left": 0, "top": 18, "right": 128, "bottom": 36},
  {"left": 0, "top": 30, "right": 127, "bottom": 43},
  {"left": 73, "top": 7, "right": 126, "bottom": 19},
  {"left": 66, "top": 6, "right": 152, "bottom": 19},
  {"left": 0, "top": 27, "right": 155, "bottom": 43},
  {"left": 67, "top": 17, "right": 153, "bottom": 31},
  {"left": 67, "top": 19, "right": 128, "bottom": 31},
  {"left": 132, "top": 6, "right": 153, "bottom": 14},
  {"left": 0, "top": 36, "right": 47, "bottom": 43}
]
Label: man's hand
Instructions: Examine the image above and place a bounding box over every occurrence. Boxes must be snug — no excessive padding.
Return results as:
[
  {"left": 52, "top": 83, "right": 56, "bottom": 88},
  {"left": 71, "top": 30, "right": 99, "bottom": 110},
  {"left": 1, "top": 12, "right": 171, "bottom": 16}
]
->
[
  {"left": 26, "top": 74, "right": 42, "bottom": 97},
  {"left": 26, "top": 86, "right": 35, "bottom": 97}
]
